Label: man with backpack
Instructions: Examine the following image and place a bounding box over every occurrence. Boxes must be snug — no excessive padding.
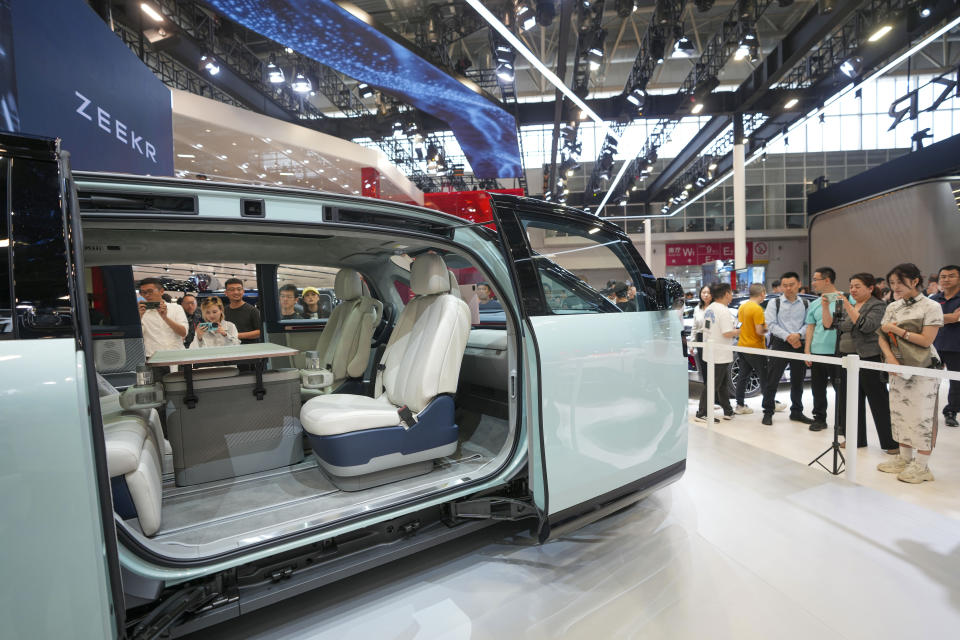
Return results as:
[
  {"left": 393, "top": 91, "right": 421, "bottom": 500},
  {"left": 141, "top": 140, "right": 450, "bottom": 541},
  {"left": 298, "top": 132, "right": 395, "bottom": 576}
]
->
[{"left": 762, "top": 271, "right": 814, "bottom": 426}]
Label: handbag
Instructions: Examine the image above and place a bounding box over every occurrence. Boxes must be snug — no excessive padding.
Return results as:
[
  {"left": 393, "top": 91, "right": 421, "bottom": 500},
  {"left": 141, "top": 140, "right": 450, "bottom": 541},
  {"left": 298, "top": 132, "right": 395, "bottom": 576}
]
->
[{"left": 883, "top": 317, "right": 935, "bottom": 369}]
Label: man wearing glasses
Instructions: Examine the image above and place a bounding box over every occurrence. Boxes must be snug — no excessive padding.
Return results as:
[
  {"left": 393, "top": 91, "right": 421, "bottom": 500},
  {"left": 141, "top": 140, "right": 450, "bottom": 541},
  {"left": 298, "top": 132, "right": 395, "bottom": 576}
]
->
[
  {"left": 223, "top": 278, "right": 261, "bottom": 343},
  {"left": 138, "top": 278, "right": 188, "bottom": 357}
]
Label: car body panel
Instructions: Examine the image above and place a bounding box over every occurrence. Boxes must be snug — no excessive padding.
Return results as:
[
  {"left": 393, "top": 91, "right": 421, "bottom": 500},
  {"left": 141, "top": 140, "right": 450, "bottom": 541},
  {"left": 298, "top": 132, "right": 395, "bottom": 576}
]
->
[
  {"left": 0, "top": 341, "right": 116, "bottom": 639},
  {"left": 530, "top": 311, "right": 687, "bottom": 514}
]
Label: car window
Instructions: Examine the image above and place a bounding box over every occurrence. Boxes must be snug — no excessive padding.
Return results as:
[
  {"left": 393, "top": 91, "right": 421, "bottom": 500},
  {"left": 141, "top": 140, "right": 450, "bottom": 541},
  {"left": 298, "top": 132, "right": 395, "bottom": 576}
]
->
[
  {"left": 0, "top": 158, "right": 10, "bottom": 340},
  {"left": 276, "top": 264, "right": 340, "bottom": 321},
  {"left": 522, "top": 219, "right": 645, "bottom": 314}
]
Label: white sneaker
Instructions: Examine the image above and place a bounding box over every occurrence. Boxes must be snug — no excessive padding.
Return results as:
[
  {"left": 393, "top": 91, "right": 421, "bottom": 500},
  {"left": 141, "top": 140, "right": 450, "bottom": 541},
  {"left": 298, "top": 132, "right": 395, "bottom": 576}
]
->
[
  {"left": 774, "top": 401, "right": 786, "bottom": 413},
  {"left": 734, "top": 405, "right": 754, "bottom": 415},
  {"left": 877, "top": 457, "right": 909, "bottom": 474},
  {"left": 897, "top": 461, "right": 934, "bottom": 484}
]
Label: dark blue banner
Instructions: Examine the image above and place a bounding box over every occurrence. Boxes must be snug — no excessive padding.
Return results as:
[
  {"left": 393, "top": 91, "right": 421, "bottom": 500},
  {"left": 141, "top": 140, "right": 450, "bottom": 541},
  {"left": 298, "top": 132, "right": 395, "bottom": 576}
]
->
[
  {"left": 4, "top": 0, "right": 173, "bottom": 176},
  {"left": 204, "top": 0, "right": 522, "bottom": 179}
]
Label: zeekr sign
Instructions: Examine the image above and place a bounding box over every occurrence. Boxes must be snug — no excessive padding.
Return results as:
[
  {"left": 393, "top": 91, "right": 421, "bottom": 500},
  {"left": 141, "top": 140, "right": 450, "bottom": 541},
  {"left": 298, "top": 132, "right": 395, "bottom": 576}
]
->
[
  {"left": 665, "top": 241, "right": 765, "bottom": 266},
  {"left": 3, "top": 0, "right": 173, "bottom": 176}
]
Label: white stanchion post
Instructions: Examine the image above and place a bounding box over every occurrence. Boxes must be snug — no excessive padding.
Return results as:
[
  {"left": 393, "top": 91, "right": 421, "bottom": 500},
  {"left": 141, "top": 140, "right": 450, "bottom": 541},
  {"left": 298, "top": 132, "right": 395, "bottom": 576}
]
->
[
  {"left": 705, "top": 332, "right": 715, "bottom": 428},
  {"left": 844, "top": 354, "right": 860, "bottom": 482}
]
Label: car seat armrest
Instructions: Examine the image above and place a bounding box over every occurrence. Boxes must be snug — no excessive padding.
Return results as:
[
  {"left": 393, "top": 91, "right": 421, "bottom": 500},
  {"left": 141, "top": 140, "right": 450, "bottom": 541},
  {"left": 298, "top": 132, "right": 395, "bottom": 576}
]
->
[
  {"left": 300, "top": 368, "right": 334, "bottom": 390},
  {"left": 118, "top": 383, "right": 165, "bottom": 411}
]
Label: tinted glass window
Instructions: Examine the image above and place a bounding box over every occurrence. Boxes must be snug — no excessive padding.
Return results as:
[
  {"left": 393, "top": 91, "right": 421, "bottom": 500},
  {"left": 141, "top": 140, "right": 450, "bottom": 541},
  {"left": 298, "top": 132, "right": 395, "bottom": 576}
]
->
[{"left": 276, "top": 264, "right": 340, "bottom": 321}]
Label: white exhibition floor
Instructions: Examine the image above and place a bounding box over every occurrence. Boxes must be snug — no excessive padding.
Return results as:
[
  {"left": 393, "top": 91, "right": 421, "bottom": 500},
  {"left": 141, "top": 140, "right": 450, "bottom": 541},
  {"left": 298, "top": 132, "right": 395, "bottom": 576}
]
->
[{"left": 187, "top": 399, "right": 960, "bottom": 640}]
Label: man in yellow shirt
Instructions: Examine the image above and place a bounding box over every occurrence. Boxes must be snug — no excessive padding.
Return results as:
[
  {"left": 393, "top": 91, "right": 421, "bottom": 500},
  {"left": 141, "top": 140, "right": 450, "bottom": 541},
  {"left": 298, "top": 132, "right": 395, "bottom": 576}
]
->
[{"left": 735, "top": 284, "right": 770, "bottom": 420}]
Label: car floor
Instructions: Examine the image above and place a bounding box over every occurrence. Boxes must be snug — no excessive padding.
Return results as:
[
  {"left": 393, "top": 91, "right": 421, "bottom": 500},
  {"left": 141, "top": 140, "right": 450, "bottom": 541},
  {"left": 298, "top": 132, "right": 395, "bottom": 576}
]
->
[
  {"left": 181, "top": 421, "right": 960, "bottom": 640},
  {"left": 688, "top": 380, "right": 960, "bottom": 520},
  {"left": 147, "top": 413, "right": 511, "bottom": 557}
]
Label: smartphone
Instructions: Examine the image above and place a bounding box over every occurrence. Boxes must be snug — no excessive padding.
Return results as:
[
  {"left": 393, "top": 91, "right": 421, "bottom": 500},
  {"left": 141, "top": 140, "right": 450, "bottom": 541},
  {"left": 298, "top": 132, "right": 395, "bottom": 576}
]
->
[
  {"left": 198, "top": 322, "right": 219, "bottom": 329},
  {"left": 144, "top": 301, "right": 161, "bottom": 310}
]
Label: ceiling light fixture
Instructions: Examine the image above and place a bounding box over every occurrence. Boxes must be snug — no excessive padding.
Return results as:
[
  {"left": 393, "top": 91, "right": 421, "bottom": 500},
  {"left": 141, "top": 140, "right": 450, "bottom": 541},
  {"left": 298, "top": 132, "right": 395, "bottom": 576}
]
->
[
  {"left": 291, "top": 67, "right": 312, "bottom": 93},
  {"left": 839, "top": 56, "right": 863, "bottom": 79},
  {"left": 868, "top": 24, "right": 893, "bottom": 42},
  {"left": 691, "top": 103, "right": 704, "bottom": 114},
  {"left": 200, "top": 54, "right": 220, "bottom": 76},
  {"left": 140, "top": 2, "right": 163, "bottom": 22},
  {"left": 267, "top": 55, "right": 284, "bottom": 83},
  {"left": 784, "top": 97, "right": 798, "bottom": 109},
  {"left": 672, "top": 33, "right": 697, "bottom": 59}
]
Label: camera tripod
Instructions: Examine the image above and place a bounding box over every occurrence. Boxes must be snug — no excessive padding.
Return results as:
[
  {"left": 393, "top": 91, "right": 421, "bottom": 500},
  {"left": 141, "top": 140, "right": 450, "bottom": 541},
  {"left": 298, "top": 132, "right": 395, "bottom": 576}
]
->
[{"left": 809, "top": 421, "right": 845, "bottom": 475}]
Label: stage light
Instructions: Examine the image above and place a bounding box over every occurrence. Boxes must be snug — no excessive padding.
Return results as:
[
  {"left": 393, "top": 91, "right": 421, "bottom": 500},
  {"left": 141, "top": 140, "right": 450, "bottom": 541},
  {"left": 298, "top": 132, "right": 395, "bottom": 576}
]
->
[
  {"left": 691, "top": 103, "right": 704, "bottom": 114},
  {"left": 587, "top": 30, "right": 606, "bottom": 71},
  {"left": 869, "top": 24, "right": 893, "bottom": 42},
  {"left": 626, "top": 86, "right": 646, "bottom": 110},
  {"left": 684, "top": 182, "right": 693, "bottom": 190},
  {"left": 673, "top": 33, "right": 697, "bottom": 58},
  {"left": 496, "top": 62, "right": 515, "bottom": 82},
  {"left": 357, "top": 82, "right": 375, "bottom": 98},
  {"left": 708, "top": 159, "right": 718, "bottom": 171},
  {"left": 140, "top": 2, "right": 163, "bottom": 22},
  {"left": 267, "top": 56, "right": 285, "bottom": 83},
  {"left": 839, "top": 56, "right": 863, "bottom": 79},
  {"left": 619, "top": 194, "right": 629, "bottom": 206},
  {"left": 784, "top": 97, "right": 798, "bottom": 109},
  {"left": 536, "top": 1, "right": 556, "bottom": 27},
  {"left": 918, "top": 4, "right": 932, "bottom": 19},
  {"left": 201, "top": 54, "right": 220, "bottom": 76},
  {"left": 291, "top": 67, "right": 312, "bottom": 93}
]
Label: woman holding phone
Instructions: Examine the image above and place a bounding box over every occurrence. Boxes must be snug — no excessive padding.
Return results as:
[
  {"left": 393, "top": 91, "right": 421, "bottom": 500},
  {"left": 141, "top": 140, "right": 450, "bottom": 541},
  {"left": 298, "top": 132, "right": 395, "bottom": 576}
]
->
[
  {"left": 190, "top": 297, "right": 240, "bottom": 349},
  {"left": 876, "top": 263, "right": 944, "bottom": 483}
]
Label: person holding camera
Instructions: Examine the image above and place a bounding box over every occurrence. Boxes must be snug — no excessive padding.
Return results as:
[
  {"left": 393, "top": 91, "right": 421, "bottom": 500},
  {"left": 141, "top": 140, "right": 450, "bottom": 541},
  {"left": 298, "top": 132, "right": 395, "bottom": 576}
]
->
[
  {"left": 189, "top": 297, "right": 240, "bottom": 349},
  {"left": 138, "top": 277, "right": 187, "bottom": 358},
  {"left": 804, "top": 267, "right": 842, "bottom": 432},
  {"left": 825, "top": 273, "right": 896, "bottom": 453},
  {"left": 876, "top": 263, "right": 944, "bottom": 484}
]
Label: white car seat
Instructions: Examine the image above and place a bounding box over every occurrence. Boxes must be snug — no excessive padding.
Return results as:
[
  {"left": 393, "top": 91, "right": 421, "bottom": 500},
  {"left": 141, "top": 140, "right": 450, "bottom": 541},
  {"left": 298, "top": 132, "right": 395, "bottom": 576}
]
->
[
  {"left": 310, "top": 268, "right": 383, "bottom": 393},
  {"left": 300, "top": 254, "right": 471, "bottom": 490},
  {"left": 96, "top": 373, "right": 164, "bottom": 536}
]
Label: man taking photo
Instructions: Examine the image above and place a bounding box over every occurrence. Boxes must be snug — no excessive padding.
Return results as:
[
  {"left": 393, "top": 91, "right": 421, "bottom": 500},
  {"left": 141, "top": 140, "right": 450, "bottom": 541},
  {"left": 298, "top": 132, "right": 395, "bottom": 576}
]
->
[{"left": 138, "top": 278, "right": 187, "bottom": 358}]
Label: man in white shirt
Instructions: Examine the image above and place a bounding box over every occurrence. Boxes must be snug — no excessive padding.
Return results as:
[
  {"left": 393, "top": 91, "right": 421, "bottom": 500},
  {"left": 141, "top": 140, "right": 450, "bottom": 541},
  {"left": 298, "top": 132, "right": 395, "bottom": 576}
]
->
[
  {"left": 138, "top": 278, "right": 187, "bottom": 358},
  {"left": 695, "top": 282, "right": 738, "bottom": 423}
]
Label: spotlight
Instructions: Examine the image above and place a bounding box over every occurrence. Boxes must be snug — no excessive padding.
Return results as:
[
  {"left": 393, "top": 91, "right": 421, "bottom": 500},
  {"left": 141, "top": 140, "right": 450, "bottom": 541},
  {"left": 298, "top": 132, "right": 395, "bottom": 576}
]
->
[
  {"left": 708, "top": 159, "right": 718, "bottom": 171},
  {"left": 615, "top": 0, "right": 635, "bottom": 19},
  {"left": 839, "top": 56, "right": 863, "bottom": 79},
  {"left": 691, "top": 103, "right": 704, "bottom": 114},
  {"left": 918, "top": 4, "right": 932, "bottom": 19},
  {"left": 868, "top": 24, "right": 893, "bottom": 42},
  {"left": 650, "top": 33, "right": 667, "bottom": 64},
  {"left": 619, "top": 194, "right": 629, "bottom": 206},
  {"left": 201, "top": 54, "right": 220, "bottom": 76},
  {"left": 267, "top": 56, "right": 285, "bottom": 83},
  {"left": 496, "top": 62, "right": 515, "bottom": 82},
  {"left": 626, "top": 86, "right": 647, "bottom": 110},
  {"left": 784, "top": 97, "right": 798, "bottom": 109},
  {"left": 587, "top": 30, "right": 606, "bottom": 71},
  {"left": 357, "top": 82, "right": 375, "bottom": 98},
  {"left": 672, "top": 32, "right": 697, "bottom": 58},
  {"left": 291, "top": 67, "right": 312, "bottom": 93},
  {"left": 536, "top": 0, "right": 556, "bottom": 27}
]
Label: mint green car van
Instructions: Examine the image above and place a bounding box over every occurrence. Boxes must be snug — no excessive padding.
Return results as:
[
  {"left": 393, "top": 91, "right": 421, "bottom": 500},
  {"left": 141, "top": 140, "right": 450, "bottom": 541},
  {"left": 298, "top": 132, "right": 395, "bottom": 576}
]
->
[{"left": 0, "top": 132, "right": 687, "bottom": 638}]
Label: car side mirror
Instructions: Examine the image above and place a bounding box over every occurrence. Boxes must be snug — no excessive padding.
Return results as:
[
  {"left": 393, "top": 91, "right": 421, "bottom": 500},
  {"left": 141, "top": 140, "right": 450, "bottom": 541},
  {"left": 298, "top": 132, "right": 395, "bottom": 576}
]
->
[{"left": 655, "top": 278, "right": 684, "bottom": 311}]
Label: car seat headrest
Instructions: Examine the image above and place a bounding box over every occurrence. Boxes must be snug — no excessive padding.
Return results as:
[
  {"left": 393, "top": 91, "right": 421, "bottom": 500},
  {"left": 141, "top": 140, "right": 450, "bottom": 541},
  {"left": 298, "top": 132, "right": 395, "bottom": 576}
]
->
[
  {"left": 447, "top": 271, "right": 461, "bottom": 299},
  {"left": 411, "top": 253, "right": 450, "bottom": 296},
  {"left": 335, "top": 268, "right": 363, "bottom": 301}
]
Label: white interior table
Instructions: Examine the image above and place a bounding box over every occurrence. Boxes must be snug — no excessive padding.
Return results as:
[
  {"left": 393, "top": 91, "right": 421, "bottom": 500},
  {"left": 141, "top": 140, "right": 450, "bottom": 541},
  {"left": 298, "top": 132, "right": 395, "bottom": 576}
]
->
[{"left": 149, "top": 343, "right": 298, "bottom": 408}]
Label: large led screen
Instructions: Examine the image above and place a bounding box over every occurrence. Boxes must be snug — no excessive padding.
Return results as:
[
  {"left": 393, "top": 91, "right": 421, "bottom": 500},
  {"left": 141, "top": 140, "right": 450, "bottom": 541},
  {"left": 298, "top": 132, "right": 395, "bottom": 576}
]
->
[
  {"left": 3, "top": 0, "right": 173, "bottom": 176},
  {"left": 204, "top": 0, "right": 522, "bottom": 179}
]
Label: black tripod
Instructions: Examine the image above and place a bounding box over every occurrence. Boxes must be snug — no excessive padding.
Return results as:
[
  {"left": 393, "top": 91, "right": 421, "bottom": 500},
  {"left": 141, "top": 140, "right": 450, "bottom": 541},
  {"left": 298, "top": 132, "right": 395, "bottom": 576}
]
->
[
  {"left": 809, "top": 299, "right": 846, "bottom": 475},
  {"left": 809, "top": 422, "right": 845, "bottom": 475}
]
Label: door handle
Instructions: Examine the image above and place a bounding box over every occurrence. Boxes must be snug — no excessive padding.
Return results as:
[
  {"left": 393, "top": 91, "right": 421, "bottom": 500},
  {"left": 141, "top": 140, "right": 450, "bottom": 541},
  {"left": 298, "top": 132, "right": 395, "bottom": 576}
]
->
[{"left": 509, "top": 369, "right": 517, "bottom": 399}]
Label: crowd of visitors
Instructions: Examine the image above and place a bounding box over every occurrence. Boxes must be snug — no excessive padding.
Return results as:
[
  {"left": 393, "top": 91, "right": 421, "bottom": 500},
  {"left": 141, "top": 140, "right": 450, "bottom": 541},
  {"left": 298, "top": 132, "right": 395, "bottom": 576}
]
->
[{"left": 691, "top": 263, "right": 959, "bottom": 485}]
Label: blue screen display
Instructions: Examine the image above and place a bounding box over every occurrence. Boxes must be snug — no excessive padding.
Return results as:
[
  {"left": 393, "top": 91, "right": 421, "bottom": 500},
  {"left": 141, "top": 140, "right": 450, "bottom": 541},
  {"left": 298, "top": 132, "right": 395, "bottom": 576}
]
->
[
  {"left": 6, "top": 0, "right": 173, "bottom": 176},
  {"left": 204, "top": 0, "right": 522, "bottom": 179}
]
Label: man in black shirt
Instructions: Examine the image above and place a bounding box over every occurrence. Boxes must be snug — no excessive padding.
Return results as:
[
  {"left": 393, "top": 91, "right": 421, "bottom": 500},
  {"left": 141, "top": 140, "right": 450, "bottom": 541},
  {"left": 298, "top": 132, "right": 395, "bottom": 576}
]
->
[
  {"left": 279, "top": 284, "right": 302, "bottom": 320},
  {"left": 223, "top": 278, "right": 261, "bottom": 343}
]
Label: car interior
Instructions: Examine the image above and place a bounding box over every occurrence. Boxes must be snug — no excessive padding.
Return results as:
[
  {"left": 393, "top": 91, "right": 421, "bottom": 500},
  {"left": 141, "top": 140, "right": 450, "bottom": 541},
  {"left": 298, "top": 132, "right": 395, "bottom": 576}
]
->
[{"left": 82, "top": 219, "right": 519, "bottom": 561}]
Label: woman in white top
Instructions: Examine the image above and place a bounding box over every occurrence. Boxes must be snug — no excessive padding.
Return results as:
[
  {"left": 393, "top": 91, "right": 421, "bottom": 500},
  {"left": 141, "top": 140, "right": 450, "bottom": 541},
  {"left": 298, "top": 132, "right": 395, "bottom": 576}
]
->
[
  {"left": 691, "top": 285, "right": 711, "bottom": 383},
  {"left": 190, "top": 297, "right": 240, "bottom": 349},
  {"left": 876, "top": 263, "right": 943, "bottom": 484}
]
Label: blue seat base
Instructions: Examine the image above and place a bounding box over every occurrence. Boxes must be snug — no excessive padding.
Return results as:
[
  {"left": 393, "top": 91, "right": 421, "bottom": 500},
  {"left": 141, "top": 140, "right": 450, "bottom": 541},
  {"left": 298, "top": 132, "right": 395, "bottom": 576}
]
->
[{"left": 304, "top": 395, "right": 459, "bottom": 489}]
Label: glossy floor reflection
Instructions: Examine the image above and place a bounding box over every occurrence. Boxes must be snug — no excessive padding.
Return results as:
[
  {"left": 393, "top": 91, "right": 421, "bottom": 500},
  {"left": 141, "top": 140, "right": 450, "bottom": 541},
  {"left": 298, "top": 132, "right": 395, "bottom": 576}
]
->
[{"left": 184, "top": 425, "right": 960, "bottom": 639}]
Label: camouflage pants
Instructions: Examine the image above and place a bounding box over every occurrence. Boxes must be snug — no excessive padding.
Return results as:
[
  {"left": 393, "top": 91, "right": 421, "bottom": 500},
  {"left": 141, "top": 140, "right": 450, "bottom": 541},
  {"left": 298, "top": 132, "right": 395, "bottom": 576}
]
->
[{"left": 889, "top": 373, "right": 940, "bottom": 450}]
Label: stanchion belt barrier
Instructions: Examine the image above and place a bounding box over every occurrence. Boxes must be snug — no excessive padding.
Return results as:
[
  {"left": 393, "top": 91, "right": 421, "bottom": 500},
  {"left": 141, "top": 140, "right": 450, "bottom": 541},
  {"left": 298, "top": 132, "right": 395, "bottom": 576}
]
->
[{"left": 687, "top": 339, "right": 960, "bottom": 482}]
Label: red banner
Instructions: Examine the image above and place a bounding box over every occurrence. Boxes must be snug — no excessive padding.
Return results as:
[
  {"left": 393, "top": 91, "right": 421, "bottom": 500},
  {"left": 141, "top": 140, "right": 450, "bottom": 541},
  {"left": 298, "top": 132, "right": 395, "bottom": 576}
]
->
[{"left": 665, "top": 241, "right": 755, "bottom": 266}]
